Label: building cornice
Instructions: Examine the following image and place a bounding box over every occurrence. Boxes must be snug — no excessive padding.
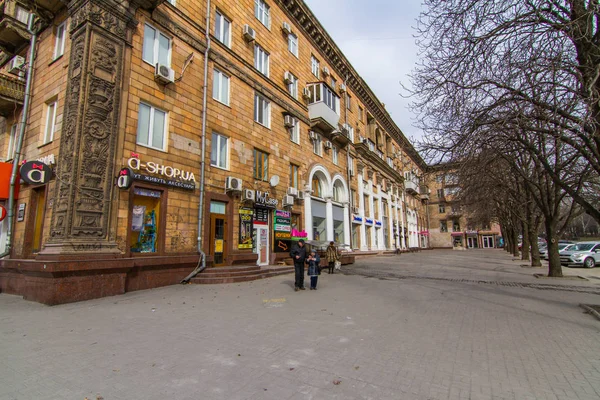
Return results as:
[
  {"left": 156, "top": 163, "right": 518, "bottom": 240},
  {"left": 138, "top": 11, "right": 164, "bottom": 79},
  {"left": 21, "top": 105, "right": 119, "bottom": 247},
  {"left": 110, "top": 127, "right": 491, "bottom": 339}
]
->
[{"left": 276, "top": 0, "right": 427, "bottom": 170}]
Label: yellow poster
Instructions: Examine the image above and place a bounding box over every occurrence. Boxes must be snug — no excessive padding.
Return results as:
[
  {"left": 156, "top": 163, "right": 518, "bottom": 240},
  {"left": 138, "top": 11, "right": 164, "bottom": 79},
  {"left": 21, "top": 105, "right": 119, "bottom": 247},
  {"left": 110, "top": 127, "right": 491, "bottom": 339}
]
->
[{"left": 215, "top": 239, "right": 224, "bottom": 253}]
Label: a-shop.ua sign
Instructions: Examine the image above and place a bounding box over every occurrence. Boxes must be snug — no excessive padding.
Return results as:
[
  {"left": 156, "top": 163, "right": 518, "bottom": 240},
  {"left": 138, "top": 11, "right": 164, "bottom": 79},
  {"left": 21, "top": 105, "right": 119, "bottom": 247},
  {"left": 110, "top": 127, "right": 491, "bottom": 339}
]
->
[{"left": 127, "top": 157, "right": 196, "bottom": 183}]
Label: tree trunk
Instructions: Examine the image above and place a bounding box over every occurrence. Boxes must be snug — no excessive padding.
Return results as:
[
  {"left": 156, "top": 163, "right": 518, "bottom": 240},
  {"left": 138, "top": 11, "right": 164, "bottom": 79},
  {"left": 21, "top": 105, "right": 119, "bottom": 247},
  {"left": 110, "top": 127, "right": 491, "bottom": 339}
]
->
[
  {"left": 511, "top": 229, "right": 519, "bottom": 257},
  {"left": 545, "top": 218, "right": 563, "bottom": 277},
  {"left": 521, "top": 222, "right": 530, "bottom": 261},
  {"left": 530, "top": 239, "right": 541, "bottom": 267}
]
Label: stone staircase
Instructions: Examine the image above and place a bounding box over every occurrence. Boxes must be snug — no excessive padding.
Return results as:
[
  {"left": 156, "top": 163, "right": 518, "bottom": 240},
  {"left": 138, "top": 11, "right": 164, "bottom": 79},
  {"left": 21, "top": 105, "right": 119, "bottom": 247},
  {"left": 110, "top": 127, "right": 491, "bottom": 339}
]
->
[{"left": 189, "top": 264, "right": 295, "bottom": 285}]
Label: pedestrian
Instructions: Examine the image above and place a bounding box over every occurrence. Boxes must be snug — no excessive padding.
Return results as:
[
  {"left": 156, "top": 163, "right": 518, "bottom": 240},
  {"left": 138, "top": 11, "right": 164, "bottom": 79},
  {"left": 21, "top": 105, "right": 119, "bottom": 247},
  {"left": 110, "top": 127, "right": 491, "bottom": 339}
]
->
[
  {"left": 306, "top": 250, "right": 321, "bottom": 290},
  {"left": 326, "top": 241, "right": 340, "bottom": 274},
  {"left": 289, "top": 239, "right": 307, "bottom": 291}
]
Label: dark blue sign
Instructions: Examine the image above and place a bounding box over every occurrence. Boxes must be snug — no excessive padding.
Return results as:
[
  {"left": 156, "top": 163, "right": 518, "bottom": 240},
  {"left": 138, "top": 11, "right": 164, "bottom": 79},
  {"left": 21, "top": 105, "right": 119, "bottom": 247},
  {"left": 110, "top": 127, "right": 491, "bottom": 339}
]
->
[{"left": 365, "top": 218, "right": 374, "bottom": 225}]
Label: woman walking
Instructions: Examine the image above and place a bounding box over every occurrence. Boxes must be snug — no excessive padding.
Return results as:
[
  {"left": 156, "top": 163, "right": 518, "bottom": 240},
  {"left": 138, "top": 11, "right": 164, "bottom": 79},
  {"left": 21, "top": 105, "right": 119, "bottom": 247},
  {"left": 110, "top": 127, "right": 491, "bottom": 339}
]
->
[{"left": 325, "top": 241, "right": 340, "bottom": 274}]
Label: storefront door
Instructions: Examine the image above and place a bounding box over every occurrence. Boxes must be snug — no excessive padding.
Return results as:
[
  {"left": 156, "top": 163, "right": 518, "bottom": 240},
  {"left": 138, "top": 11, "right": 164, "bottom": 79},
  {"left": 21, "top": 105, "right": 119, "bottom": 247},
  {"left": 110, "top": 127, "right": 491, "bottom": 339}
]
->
[
  {"left": 254, "top": 225, "right": 269, "bottom": 266},
  {"left": 210, "top": 214, "right": 227, "bottom": 266},
  {"left": 483, "top": 236, "right": 494, "bottom": 248},
  {"left": 467, "top": 237, "right": 476, "bottom": 248}
]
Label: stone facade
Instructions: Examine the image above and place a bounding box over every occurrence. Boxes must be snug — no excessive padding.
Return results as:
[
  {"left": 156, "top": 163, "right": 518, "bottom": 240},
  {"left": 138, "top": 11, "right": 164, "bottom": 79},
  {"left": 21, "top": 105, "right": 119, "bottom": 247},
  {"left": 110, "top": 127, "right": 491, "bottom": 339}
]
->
[{"left": 0, "top": 0, "right": 429, "bottom": 304}]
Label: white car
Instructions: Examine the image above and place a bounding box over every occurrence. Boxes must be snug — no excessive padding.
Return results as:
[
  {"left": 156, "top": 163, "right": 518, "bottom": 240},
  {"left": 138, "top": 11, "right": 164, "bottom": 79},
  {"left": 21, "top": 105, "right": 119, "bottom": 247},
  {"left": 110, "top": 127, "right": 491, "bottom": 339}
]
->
[
  {"left": 540, "top": 242, "right": 571, "bottom": 260},
  {"left": 559, "top": 242, "right": 600, "bottom": 268}
]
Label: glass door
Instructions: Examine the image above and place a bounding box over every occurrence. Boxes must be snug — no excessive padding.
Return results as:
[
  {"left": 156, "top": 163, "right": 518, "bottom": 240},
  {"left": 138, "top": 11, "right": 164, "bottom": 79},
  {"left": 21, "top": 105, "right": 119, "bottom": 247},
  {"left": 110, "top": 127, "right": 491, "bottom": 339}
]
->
[{"left": 254, "top": 225, "right": 269, "bottom": 266}]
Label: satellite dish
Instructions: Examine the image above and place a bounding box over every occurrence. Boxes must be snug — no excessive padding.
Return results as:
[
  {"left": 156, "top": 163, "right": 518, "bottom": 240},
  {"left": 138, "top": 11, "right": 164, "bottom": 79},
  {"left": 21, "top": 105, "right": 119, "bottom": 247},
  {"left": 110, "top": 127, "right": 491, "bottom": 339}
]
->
[{"left": 269, "top": 175, "right": 280, "bottom": 187}]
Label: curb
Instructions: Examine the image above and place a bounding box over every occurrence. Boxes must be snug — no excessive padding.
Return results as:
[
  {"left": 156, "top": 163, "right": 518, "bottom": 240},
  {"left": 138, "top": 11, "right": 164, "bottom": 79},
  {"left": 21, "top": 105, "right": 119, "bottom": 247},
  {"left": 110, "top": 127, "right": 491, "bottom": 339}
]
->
[{"left": 579, "top": 304, "right": 600, "bottom": 321}]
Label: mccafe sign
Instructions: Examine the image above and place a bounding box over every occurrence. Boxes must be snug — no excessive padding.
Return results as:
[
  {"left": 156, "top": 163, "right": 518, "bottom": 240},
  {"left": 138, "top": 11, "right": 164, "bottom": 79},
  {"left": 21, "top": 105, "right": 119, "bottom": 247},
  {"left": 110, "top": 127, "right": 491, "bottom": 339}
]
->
[{"left": 117, "top": 156, "right": 196, "bottom": 190}]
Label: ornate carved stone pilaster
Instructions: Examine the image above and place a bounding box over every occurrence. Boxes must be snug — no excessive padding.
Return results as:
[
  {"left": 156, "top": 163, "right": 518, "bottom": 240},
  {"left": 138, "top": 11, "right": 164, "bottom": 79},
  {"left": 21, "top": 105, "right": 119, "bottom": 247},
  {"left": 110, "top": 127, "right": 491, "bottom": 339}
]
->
[{"left": 41, "top": 0, "right": 144, "bottom": 256}]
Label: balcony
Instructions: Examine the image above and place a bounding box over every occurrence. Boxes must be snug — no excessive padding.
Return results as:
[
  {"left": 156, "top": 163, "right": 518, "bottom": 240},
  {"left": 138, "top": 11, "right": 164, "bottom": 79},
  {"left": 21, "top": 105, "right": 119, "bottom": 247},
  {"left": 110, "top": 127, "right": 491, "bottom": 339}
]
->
[
  {"left": 420, "top": 185, "right": 430, "bottom": 200},
  {"left": 307, "top": 82, "right": 340, "bottom": 133},
  {"left": 0, "top": 72, "right": 24, "bottom": 115},
  {"left": 404, "top": 180, "right": 419, "bottom": 195},
  {"left": 329, "top": 128, "right": 351, "bottom": 148},
  {"left": 0, "top": 0, "right": 31, "bottom": 55}
]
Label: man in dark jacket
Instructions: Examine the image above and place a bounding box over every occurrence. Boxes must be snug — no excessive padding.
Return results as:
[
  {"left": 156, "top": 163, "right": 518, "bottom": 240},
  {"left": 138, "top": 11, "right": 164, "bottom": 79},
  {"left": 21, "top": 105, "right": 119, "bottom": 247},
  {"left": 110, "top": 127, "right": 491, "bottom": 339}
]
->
[{"left": 290, "top": 239, "right": 307, "bottom": 291}]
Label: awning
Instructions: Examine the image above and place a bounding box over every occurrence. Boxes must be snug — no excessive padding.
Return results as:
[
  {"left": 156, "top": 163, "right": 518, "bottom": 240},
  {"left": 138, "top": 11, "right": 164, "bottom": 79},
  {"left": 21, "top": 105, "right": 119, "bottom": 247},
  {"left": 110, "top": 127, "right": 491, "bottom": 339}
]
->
[{"left": 451, "top": 232, "right": 464, "bottom": 237}]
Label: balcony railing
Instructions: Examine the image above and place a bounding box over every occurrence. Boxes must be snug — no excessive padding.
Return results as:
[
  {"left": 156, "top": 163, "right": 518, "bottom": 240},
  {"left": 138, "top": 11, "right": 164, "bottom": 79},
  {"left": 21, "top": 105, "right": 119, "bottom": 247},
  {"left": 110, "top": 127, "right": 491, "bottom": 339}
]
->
[
  {"left": 404, "top": 180, "right": 419, "bottom": 195},
  {"left": 0, "top": 72, "right": 24, "bottom": 114},
  {"left": 420, "top": 185, "right": 430, "bottom": 200}
]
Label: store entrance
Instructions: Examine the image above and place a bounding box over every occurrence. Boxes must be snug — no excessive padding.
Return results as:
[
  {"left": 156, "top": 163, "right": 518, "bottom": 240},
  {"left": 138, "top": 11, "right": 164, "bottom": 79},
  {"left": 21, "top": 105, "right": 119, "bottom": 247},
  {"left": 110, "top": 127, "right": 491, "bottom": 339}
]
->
[
  {"left": 210, "top": 214, "right": 227, "bottom": 266},
  {"left": 254, "top": 225, "right": 269, "bottom": 266},
  {"left": 467, "top": 237, "right": 477, "bottom": 248}
]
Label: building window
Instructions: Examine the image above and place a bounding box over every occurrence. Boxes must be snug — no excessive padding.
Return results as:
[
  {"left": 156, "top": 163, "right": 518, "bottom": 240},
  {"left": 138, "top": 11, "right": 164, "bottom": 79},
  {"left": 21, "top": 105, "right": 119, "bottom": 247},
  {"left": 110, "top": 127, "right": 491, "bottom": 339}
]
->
[
  {"left": 332, "top": 145, "right": 338, "bottom": 165},
  {"left": 43, "top": 101, "right": 57, "bottom": 144},
  {"left": 53, "top": 22, "right": 66, "bottom": 59},
  {"left": 437, "top": 188, "right": 443, "bottom": 198},
  {"left": 210, "top": 132, "right": 228, "bottom": 169},
  {"left": 290, "top": 164, "right": 299, "bottom": 189},
  {"left": 254, "top": 93, "right": 270, "bottom": 128},
  {"left": 254, "top": 44, "right": 269, "bottom": 76},
  {"left": 440, "top": 220, "right": 447, "bottom": 232},
  {"left": 330, "top": 76, "right": 337, "bottom": 89},
  {"left": 364, "top": 195, "right": 370, "bottom": 217},
  {"left": 346, "top": 94, "right": 352, "bottom": 111},
  {"left": 142, "top": 24, "right": 171, "bottom": 67},
  {"left": 287, "top": 72, "right": 298, "bottom": 99},
  {"left": 439, "top": 204, "right": 445, "bottom": 213},
  {"left": 215, "top": 10, "right": 231, "bottom": 48},
  {"left": 6, "top": 124, "right": 17, "bottom": 160},
  {"left": 136, "top": 103, "right": 167, "bottom": 151},
  {"left": 289, "top": 118, "right": 299, "bottom": 144},
  {"left": 212, "top": 69, "right": 230, "bottom": 105},
  {"left": 436, "top": 174, "right": 444, "bottom": 183},
  {"left": 288, "top": 33, "right": 298, "bottom": 57},
  {"left": 253, "top": 149, "right": 268, "bottom": 181},
  {"left": 453, "top": 221, "right": 461, "bottom": 232},
  {"left": 358, "top": 106, "right": 364, "bottom": 122},
  {"left": 15, "top": 5, "right": 29, "bottom": 24},
  {"left": 130, "top": 187, "right": 163, "bottom": 254},
  {"left": 350, "top": 189, "right": 356, "bottom": 208},
  {"left": 347, "top": 125, "right": 354, "bottom": 142},
  {"left": 307, "top": 83, "right": 339, "bottom": 113},
  {"left": 311, "top": 55, "right": 320, "bottom": 78},
  {"left": 254, "top": 0, "right": 270, "bottom": 28},
  {"left": 349, "top": 156, "right": 355, "bottom": 176},
  {"left": 312, "top": 133, "right": 322, "bottom": 156},
  {"left": 165, "top": 0, "right": 175, "bottom": 5},
  {"left": 311, "top": 176, "right": 322, "bottom": 198}
]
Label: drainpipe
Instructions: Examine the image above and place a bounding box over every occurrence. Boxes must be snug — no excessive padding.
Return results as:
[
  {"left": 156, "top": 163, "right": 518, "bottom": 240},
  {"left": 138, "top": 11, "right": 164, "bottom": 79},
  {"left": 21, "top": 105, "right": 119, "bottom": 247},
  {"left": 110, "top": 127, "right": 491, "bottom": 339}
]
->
[
  {"left": 0, "top": 14, "right": 37, "bottom": 259},
  {"left": 182, "top": 0, "right": 210, "bottom": 283},
  {"left": 344, "top": 75, "right": 352, "bottom": 249}
]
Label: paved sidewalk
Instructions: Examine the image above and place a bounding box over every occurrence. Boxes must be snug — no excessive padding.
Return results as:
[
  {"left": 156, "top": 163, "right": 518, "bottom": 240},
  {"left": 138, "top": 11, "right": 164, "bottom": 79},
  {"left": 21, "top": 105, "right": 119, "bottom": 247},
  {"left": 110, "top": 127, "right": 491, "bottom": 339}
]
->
[{"left": 1, "top": 250, "right": 600, "bottom": 400}]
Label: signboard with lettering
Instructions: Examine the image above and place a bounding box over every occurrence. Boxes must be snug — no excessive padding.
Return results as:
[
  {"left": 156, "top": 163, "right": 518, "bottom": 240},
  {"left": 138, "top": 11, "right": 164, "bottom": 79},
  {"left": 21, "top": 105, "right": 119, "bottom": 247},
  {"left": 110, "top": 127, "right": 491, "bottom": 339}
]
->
[
  {"left": 254, "top": 207, "right": 269, "bottom": 225},
  {"left": 255, "top": 191, "right": 278, "bottom": 208},
  {"left": 17, "top": 203, "right": 25, "bottom": 222},
  {"left": 238, "top": 208, "right": 253, "bottom": 249},
  {"left": 19, "top": 161, "right": 52, "bottom": 185},
  {"left": 117, "top": 167, "right": 133, "bottom": 189},
  {"left": 126, "top": 157, "right": 195, "bottom": 190},
  {"left": 365, "top": 218, "right": 374, "bottom": 225},
  {"left": 273, "top": 209, "right": 291, "bottom": 253},
  {"left": 375, "top": 220, "right": 382, "bottom": 227}
]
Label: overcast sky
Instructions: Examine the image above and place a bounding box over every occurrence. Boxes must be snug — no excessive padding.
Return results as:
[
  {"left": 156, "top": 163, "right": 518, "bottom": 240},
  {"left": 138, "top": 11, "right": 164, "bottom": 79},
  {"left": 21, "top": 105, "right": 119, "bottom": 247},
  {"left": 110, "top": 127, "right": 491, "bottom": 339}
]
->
[{"left": 303, "top": 0, "right": 424, "bottom": 143}]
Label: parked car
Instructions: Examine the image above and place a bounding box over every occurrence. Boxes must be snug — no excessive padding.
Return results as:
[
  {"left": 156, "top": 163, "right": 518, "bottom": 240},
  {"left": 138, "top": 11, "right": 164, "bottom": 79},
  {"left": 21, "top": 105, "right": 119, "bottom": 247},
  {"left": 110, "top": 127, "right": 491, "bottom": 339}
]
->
[
  {"left": 559, "top": 242, "right": 600, "bottom": 268},
  {"left": 540, "top": 242, "right": 571, "bottom": 260}
]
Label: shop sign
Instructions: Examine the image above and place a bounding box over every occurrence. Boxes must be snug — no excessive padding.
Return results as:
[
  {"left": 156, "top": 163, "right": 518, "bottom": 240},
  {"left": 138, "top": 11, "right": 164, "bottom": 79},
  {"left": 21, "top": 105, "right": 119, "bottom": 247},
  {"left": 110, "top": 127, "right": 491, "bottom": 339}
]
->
[
  {"left": 254, "top": 207, "right": 269, "bottom": 224},
  {"left": 365, "top": 218, "right": 374, "bottom": 225},
  {"left": 291, "top": 228, "right": 307, "bottom": 238},
  {"left": 375, "top": 220, "right": 382, "bottom": 227},
  {"left": 275, "top": 239, "right": 291, "bottom": 252},
  {"left": 451, "top": 232, "right": 464, "bottom": 237},
  {"left": 134, "top": 187, "right": 161, "bottom": 198},
  {"left": 255, "top": 191, "right": 278, "bottom": 208},
  {"left": 275, "top": 231, "right": 291, "bottom": 239},
  {"left": 128, "top": 157, "right": 196, "bottom": 182},
  {"left": 17, "top": 203, "right": 25, "bottom": 222},
  {"left": 19, "top": 161, "right": 52, "bottom": 185},
  {"left": 275, "top": 216, "right": 290, "bottom": 225},
  {"left": 275, "top": 210, "right": 290, "bottom": 218},
  {"left": 0, "top": 205, "right": 6, "bottom": 222},
  {"left": 238, "top": 208, "right": 253, "bottom": 249},
  {"left": 117, "top": 167, "right": 133, "bottom": 189},
  {"left": 274, "top": 224, "right": 291, "bottom": 232},
  {"left": 352, "top": 215, "right": 363, "bottom": 223}
]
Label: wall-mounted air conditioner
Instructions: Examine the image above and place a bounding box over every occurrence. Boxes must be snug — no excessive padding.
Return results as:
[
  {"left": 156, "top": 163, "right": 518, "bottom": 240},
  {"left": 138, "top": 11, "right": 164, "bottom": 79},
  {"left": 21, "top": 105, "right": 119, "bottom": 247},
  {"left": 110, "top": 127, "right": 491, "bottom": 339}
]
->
[
  {"left": 243, "top": 25, "right": 256, "bottom": 42},
  {"left": 225, "top": 176, "right": 242, "bottom": 191},
  {"left": 155, "top": 64, "right": 175, "bottom": 84}
]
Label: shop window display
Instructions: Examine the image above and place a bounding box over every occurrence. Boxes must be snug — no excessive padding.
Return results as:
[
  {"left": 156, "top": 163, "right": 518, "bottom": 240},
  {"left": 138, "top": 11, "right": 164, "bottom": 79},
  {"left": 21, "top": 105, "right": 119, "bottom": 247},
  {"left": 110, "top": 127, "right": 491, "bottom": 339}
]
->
[{"left": 130, "top": 189, "right": 161, "bottom": 253}]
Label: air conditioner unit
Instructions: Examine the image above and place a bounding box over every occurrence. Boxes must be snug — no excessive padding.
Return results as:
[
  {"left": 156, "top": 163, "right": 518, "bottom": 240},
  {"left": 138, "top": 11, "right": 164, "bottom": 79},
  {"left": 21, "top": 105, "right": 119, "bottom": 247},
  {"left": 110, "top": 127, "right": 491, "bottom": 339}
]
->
[
  {"left": 225, "top": 176, "right": 243, "bottom": 191},
  {"left": 322, "top": 66, "right": 330, "bottom": 76},
  {"left": 287, "top": 187, "right": 298, "bottom": 197},
  {"left": 284, "top": 71, "right": 294, "bottom": 84},
  {"left": 323, "top": 140, "right": 332, "bottom": 149},
  {"left": 155, "top": 64, "right": 175, "bottom": 84},
  {"left": 282, "top": 195, "right": 294, "bottom": 207},
  {"left": 339, "top": 83, "right": 347, "bottom": 93},
  {"left": 243, "top": 24, "right": 256, "bottom": 42},
  {"left": 296, "top": 191, "right": 305, "bottom": 200},
  {"left": 243, "top": 189, "right": 255, "bottom": 201},
  {"left": 282, "top": 21, "right": 292, "bottom": 34},
  {"left": 352, "top": 206, "right": 360, "bottom": 214},
  {"left": 308, "top": 130, "right": 318, "bottom": 141},
  {"left": 302, "top": 87, "right": 310, "bottom": 99},
  {"left": 8, "top": 56, "right": 25, "bottom": 75},
  {"left": 283, "top": 115, "right": 295, "bottom": 128}
]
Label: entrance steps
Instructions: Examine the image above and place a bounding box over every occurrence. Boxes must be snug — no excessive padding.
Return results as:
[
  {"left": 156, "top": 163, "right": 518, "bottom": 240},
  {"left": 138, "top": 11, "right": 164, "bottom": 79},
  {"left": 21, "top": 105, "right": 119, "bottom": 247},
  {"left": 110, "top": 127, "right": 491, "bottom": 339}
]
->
[{"left": 189, "top": 264, "right": 294, "bottom": 285}]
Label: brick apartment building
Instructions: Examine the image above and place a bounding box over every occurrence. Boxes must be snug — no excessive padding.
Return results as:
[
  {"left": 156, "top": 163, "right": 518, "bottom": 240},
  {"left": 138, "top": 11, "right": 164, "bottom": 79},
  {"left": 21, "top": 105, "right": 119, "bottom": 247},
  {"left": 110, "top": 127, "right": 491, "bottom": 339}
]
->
[
  {"left": 426, "top": 164, "right": 501, "bottom": 249},
  {"left": 0, "top": 0, "right": 429, "bottom": 304}
]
